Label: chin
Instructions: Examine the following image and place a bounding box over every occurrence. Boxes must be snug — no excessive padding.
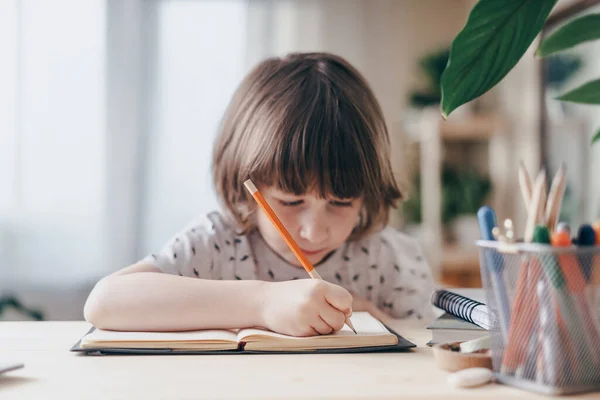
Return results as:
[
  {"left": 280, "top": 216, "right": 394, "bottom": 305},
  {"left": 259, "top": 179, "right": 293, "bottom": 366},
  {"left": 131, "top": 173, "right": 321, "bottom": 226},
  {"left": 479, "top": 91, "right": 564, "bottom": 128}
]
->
[
  {"left": 287, "top": 255, "right": 319, "bottom": 267},
  {"left": 281, "top": 249, "right": 330, "bottom": 267}
]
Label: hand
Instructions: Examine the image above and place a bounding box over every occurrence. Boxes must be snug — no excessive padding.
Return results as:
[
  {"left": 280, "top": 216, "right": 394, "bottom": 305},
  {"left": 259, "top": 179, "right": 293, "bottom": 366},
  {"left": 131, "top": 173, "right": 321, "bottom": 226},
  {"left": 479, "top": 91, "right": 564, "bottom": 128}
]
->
[{"left": 259, "top": 279, "right": 353, "bottom": 337}]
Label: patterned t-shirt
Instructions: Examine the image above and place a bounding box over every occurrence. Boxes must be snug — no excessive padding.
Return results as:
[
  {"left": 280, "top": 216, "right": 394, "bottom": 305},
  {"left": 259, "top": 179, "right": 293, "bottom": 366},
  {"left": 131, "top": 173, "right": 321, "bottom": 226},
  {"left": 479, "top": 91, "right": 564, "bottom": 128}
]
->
[{"left": 140, "top": 211, "right": 435, "bottom": 321}]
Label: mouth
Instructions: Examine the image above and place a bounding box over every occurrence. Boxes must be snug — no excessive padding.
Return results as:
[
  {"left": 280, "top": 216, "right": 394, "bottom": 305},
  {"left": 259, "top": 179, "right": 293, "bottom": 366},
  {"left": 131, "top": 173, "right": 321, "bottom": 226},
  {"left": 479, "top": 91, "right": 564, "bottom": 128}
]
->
[{"left": 301, "top": 248, "right": 326, "bottom": 256}]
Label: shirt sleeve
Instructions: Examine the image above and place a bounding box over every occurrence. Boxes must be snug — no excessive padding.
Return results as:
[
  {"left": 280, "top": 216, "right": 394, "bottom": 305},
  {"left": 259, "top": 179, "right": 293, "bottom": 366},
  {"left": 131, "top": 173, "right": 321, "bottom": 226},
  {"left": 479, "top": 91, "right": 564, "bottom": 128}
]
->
[
  {"left": 375, "top": 227, "right": 436, "bottom": 322},
  {"left": 139, "top": 213, "right": 224, "bottom": 279}
]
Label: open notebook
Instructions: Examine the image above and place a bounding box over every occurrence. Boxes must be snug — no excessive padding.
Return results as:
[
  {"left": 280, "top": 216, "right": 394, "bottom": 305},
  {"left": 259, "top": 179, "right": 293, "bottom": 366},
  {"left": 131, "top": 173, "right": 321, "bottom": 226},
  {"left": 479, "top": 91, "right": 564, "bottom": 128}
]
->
[{"left": 71, "top": 312, "right": 415, "bottom": 354}]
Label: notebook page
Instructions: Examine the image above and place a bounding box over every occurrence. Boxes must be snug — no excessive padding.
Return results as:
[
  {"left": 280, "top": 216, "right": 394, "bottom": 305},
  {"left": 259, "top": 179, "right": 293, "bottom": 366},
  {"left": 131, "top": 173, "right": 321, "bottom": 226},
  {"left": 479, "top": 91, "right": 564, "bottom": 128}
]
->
[
  {"left": 82, "top": 328, "right": 238, "bottom": 344},
  {"left": 237, "top": 312, "right": 389, "bottom": 341}
]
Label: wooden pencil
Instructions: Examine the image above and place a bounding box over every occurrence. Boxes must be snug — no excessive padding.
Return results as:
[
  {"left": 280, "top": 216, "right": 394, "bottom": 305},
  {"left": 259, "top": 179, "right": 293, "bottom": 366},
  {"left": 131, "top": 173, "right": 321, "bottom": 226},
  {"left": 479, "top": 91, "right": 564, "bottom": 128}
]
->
[
  {"left": 244, "top": 179, "right": 357, "bottom": 334},
  {"left": 545, "top": 164, "right": 567, "bottom": 232}
]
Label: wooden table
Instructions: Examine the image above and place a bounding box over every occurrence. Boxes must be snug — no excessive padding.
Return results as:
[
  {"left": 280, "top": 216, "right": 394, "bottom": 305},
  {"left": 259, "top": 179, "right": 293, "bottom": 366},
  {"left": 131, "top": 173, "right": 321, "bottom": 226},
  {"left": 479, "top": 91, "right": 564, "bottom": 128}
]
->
[{"left": 0, "top": 320, "right": 597, "bottom": 399}]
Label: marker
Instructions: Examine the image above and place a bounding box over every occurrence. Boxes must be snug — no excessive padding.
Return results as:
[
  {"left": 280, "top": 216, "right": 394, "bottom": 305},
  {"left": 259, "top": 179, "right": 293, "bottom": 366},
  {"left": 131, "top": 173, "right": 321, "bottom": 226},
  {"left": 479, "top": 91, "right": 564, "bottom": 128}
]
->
[
  {"left": 576, "top": 224, "right": 596, "bottom": 281},
  {"left": 592, "top": 221, "right": 600, "bottom": 244},
  {"left": 556, "top": 222, "right": 571, "bottom": 235},
  {"left": 537, "top": 280, "right": 561, "bottom": 385},
  {"left": 536, "top": 226, "right": 596, "bottom": 380}
]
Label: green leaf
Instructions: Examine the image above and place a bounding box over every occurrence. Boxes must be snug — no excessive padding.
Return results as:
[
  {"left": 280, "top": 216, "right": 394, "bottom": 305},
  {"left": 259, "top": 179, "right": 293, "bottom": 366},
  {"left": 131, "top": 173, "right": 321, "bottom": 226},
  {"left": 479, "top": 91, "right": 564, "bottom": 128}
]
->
[
  {"left": 537, "top": 14, "right": 600, "bottom": 57},
  {"left": 556, "top": 78, "right": 600, "bottom": 104},
  {"left": 440, "top": 0, "right": 558, "bottom": 118},
  {"left": 592, "top": 128, "right": 600, "bottom": 145}
]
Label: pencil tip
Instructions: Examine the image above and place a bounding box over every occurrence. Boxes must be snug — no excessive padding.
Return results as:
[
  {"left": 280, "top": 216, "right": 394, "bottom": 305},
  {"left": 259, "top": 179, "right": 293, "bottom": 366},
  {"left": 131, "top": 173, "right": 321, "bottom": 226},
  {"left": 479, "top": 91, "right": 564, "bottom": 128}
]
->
[{"left": 346, "top": 319, "right": 357, "bottom": 334}]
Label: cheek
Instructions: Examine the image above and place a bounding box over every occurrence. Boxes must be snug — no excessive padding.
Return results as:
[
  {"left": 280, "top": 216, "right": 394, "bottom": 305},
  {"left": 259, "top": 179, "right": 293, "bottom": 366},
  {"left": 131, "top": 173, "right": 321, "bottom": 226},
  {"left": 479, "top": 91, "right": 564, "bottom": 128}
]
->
[
  {"left": 331, "top": 209, "right": 360, "bottom": 241},
  {"left": 257, "top": 213, "right": 276, "bottom": 241},
  {"left": 257, "top": 208, "right": 298, "bottom": 245}
]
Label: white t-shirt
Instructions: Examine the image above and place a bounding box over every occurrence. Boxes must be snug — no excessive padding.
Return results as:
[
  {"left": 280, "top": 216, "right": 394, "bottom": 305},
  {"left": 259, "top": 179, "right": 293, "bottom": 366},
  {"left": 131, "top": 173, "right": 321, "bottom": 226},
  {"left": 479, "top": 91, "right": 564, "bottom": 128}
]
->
[{"left": 141, "top": 211, "right": 435, "bottom": 321}]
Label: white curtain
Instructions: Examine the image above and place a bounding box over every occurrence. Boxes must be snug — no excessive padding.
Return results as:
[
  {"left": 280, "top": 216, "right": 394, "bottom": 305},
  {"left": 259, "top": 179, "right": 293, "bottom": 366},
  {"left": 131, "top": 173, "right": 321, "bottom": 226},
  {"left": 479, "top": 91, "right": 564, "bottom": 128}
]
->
[
  {"left": 1, "top": 0, "right": 463, "bottom": 318},
  {"left": 0, "top": 0, "right": 106, "bottom": 290},
  {"left": 0, "top": 0, "right": 251, "bottom": 319},
  {"left": 138, "top": 0, "right": 248, "bottom": 257}
]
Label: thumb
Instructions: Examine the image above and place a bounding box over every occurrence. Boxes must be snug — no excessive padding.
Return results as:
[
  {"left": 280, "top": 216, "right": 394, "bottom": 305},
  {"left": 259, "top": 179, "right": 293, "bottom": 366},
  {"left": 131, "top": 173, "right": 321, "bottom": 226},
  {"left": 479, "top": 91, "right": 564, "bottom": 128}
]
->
[{"left": 324, "top": 282, "right": 353, "bottom": 313}]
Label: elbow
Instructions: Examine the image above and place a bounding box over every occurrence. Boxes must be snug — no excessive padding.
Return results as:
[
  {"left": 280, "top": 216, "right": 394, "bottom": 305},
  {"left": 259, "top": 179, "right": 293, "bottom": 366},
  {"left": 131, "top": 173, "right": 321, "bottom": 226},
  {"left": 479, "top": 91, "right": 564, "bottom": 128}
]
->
[{"left": 84, "top": 277, "right": 116, "bottom": 329}]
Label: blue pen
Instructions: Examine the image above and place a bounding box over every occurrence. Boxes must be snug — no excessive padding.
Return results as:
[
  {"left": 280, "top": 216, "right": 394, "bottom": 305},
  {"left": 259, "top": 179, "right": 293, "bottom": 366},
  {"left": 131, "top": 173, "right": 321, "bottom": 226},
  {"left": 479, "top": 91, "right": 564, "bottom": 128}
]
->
[{"left": 477, "top": 206, "right": 510, "bottom": 343}]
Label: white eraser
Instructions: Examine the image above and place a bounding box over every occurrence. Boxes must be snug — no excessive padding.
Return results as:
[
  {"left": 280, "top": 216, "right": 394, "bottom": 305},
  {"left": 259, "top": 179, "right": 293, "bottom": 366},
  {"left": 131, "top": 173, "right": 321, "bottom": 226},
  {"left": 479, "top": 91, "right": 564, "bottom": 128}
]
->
[
  {"left": 244, "top": 179, "right": 257, "bottom": 194},
  {"left": 447, "top": 367, "right": 493, "bottom": 388}
]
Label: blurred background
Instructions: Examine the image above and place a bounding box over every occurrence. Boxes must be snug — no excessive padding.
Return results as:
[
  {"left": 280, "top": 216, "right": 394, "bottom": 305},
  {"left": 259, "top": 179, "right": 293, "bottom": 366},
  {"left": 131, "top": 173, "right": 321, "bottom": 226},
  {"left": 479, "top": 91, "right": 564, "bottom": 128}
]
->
[{"left": 1, "top": 0, "right": 599, "bottom": 321}]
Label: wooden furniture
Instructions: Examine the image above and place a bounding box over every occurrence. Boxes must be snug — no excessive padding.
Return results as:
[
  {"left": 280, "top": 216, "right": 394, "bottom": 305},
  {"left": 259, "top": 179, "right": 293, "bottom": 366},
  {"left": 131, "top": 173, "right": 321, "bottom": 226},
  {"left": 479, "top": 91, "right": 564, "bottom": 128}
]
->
[
  {"left": 406, "top": 109, "right": 509, "bottom": 288},
  {"left": 1, "top": 319, "right": 596, "bottom": 399}
]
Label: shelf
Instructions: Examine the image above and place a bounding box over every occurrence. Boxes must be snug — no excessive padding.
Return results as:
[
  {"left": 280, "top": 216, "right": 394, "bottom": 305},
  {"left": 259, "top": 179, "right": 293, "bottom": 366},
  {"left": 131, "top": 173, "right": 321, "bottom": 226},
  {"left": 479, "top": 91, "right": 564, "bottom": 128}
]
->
[
  {"left": 410, "top": 109, "right": 510, "bottom": 283},
  {"left": 440, "top": 114, "right": 500, "bottom": 141}
]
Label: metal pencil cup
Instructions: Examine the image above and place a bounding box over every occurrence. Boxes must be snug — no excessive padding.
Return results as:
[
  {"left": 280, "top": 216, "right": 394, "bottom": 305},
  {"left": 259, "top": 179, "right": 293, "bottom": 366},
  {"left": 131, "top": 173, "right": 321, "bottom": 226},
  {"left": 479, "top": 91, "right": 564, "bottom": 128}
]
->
[{"left": 476, "top": 240, "right": 600, "bottom": 396}]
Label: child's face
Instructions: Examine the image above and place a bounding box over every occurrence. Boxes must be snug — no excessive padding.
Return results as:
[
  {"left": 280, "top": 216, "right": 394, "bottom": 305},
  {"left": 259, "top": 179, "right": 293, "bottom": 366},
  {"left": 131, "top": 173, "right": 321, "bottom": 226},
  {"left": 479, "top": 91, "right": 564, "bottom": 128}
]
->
[{"left": 257, "top": 186, "right": 362, "bottom": 267}]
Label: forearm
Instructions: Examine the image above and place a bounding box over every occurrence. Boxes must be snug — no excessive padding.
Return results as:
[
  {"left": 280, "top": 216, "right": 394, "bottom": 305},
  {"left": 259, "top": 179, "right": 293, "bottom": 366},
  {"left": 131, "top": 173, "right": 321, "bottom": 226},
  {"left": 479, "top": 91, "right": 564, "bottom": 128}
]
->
[{"left": 84, "top": 273, "right": 267, "bottom": 331}]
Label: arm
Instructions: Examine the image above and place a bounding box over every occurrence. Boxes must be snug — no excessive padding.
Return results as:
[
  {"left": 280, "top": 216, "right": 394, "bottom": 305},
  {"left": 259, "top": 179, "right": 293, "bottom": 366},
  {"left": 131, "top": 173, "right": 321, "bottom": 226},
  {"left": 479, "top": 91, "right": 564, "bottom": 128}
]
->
[
  {"left": 84, "top": 263, "right": 267, "bottom": 332},
  {"left": 84, "top": 263, "right": 353, "bottom": 336}
]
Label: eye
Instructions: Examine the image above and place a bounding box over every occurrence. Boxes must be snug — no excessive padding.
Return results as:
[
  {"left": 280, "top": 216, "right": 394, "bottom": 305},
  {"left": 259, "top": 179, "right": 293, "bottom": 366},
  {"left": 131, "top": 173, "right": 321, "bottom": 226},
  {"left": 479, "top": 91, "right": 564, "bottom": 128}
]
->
[
  {"left": 330, "top": 200, "right": 353, "bottom": 207},
  {"left": 279, "top": 200, "right": 304, "bottom": 207}
]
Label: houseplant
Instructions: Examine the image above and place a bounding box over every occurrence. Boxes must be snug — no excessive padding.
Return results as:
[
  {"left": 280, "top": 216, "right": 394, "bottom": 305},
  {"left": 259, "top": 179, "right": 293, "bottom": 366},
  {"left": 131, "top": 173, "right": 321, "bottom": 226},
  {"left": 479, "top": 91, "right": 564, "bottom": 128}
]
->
[
  {"left": 0, "top": 296, "right": 44, "bottom": 321},
  {"left": 440, "top": 0, "right": 600, "bottom": 144},
  {"left": 403, "top": 164, "right": 492, "bottom": 243},
  {"left": 409, "top": 48, "right": 450, "bottom": 108}
]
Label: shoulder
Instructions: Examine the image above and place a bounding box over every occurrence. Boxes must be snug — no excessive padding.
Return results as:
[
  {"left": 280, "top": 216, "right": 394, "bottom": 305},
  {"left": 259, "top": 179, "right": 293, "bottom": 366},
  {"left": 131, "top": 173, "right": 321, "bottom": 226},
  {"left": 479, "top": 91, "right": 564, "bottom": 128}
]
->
[
  {"left": 176, "top": 211, "right": 240, "bottom": 241},
  {"left": 149, "top": 210, "right": 240, "bottom": 259},
  {"left": 378, "top": 226, "right": 425, "bottom": 260},
  {"left": 346, "top": 226, "right": 429, "bottom": 279},
  {"left": 184, "top": 211, "right": 234, "bottom": 233},
  {"left": 351, "top": 226, "right": 424, "bottom": 259},
  {"left": 140, "top": 210, "right": 248, "bottom": 277}
]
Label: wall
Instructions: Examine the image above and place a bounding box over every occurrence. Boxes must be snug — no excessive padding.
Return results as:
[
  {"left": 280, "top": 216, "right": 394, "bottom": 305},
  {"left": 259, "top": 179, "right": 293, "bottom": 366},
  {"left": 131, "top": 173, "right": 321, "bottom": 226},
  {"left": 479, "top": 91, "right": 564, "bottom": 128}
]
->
[{"left": 247, "top": 0, "right": 471, "bottom": 227}]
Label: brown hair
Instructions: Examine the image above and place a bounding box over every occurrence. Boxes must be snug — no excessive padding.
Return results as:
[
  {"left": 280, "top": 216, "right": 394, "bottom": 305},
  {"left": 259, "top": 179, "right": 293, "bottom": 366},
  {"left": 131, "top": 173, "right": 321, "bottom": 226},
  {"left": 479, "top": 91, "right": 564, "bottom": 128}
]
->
[{"left": 212, "top": 52, "right": 402, "bottom": 240}]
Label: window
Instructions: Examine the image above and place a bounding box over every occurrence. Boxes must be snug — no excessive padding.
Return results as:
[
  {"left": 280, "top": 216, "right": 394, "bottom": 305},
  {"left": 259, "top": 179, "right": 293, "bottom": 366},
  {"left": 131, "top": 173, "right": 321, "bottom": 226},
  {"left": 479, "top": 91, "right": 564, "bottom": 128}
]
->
[
  {"left": 0, "top": 0, "right": 250, "bottom": 291},
  {"left": 139, "top": 0, "right": 249, "bottom": 255},
  {"left": 0, "top": 0, "right": 106, "bottom": 288}
]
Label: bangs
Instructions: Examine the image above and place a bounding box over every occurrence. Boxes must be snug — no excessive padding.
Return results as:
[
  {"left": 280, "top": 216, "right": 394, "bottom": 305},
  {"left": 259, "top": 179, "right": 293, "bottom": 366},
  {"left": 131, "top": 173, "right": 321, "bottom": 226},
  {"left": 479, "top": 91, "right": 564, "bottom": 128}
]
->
[
  {"left": 249, "top": 73, "right": 375, "bottom": 200},
  {"left": 213, "top": 52, "right": 403, "bottom": 240}
]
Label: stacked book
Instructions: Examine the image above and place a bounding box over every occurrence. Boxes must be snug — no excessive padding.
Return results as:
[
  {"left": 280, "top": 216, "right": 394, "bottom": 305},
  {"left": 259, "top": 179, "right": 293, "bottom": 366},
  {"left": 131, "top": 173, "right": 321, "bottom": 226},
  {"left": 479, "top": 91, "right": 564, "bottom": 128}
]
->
[{"left": 427, "top": 289, "right": 494, "bottom": 345}]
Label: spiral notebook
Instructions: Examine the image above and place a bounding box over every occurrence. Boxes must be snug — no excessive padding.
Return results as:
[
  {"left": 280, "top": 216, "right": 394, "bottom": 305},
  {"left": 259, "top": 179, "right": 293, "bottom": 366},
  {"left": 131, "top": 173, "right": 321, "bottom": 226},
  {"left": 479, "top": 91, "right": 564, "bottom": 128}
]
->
[
  {"left": 431, "top": 289, "right": 493, "bottom": 330},
  {"left": 426, "top": 290, "right": 494, "bottom": 345}
]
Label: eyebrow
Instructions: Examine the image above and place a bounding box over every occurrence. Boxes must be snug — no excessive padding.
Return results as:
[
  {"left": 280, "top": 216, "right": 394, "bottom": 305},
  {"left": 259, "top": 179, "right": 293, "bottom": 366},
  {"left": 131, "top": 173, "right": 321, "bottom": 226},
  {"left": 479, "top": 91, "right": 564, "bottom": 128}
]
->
[{"left": 271, "top": 190, "right": 356, "bottom": 201}]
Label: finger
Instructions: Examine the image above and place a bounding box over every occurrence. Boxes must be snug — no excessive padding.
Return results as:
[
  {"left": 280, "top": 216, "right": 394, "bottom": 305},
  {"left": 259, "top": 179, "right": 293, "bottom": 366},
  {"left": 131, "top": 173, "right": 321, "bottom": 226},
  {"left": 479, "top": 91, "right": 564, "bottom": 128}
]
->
[
  {"left": 311, "top": 316, "right": 334, "bottom": 335},
  {"left": 344, "top": 307, "right": 353, "bottom": 318},
  {"left": 294, "top": 325, "right": 320, "bottom": 337},
  {"left": 319, "top": 302, "right": 346, "bottom": 331},
  {"left": 324, "top": 283, "right": 353, "bottom": 313}
]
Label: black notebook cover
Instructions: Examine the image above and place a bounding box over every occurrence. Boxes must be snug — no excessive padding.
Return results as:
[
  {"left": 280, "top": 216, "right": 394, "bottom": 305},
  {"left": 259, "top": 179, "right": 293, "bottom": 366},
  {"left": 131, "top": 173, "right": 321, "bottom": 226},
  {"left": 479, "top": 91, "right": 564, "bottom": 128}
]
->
[{"left": 70, "top": 323, "right": 416, "bottom": 355}]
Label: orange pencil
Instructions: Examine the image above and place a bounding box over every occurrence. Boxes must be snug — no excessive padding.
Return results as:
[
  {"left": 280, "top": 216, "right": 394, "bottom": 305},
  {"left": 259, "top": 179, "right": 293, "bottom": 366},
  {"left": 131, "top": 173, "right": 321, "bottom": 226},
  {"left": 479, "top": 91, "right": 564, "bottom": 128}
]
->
[
  {"left": 593, "top": 221, "right": 600, "bottom": 245},
  {"left": 501, "top": 256, "right": 542, "bottom": 375},
  {"left": 244, "top": 179, "right": 357, "bottom": 334}
]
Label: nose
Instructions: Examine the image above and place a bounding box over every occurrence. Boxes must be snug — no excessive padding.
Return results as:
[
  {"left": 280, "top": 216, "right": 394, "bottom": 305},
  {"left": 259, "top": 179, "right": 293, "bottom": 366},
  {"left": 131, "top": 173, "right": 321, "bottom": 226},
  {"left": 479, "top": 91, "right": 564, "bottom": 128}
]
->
[{"left": 299, "top": 210, "right": 329, "bottom": 245}]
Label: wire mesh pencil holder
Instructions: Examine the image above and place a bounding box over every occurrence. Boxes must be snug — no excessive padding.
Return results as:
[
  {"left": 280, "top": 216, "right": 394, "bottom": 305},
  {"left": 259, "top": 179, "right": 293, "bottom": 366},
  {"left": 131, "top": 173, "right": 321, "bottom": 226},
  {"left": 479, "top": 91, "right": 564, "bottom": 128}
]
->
[{"left": 476, "top": 240, "right": 600, "bottom": 396}]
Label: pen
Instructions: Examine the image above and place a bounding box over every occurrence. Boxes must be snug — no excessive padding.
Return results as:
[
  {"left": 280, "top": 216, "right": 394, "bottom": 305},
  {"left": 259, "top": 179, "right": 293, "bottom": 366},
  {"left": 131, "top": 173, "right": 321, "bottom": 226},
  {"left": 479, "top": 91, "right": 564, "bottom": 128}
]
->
[{"left": 477, "top": 206, "right": 510, "bottom": 343}]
